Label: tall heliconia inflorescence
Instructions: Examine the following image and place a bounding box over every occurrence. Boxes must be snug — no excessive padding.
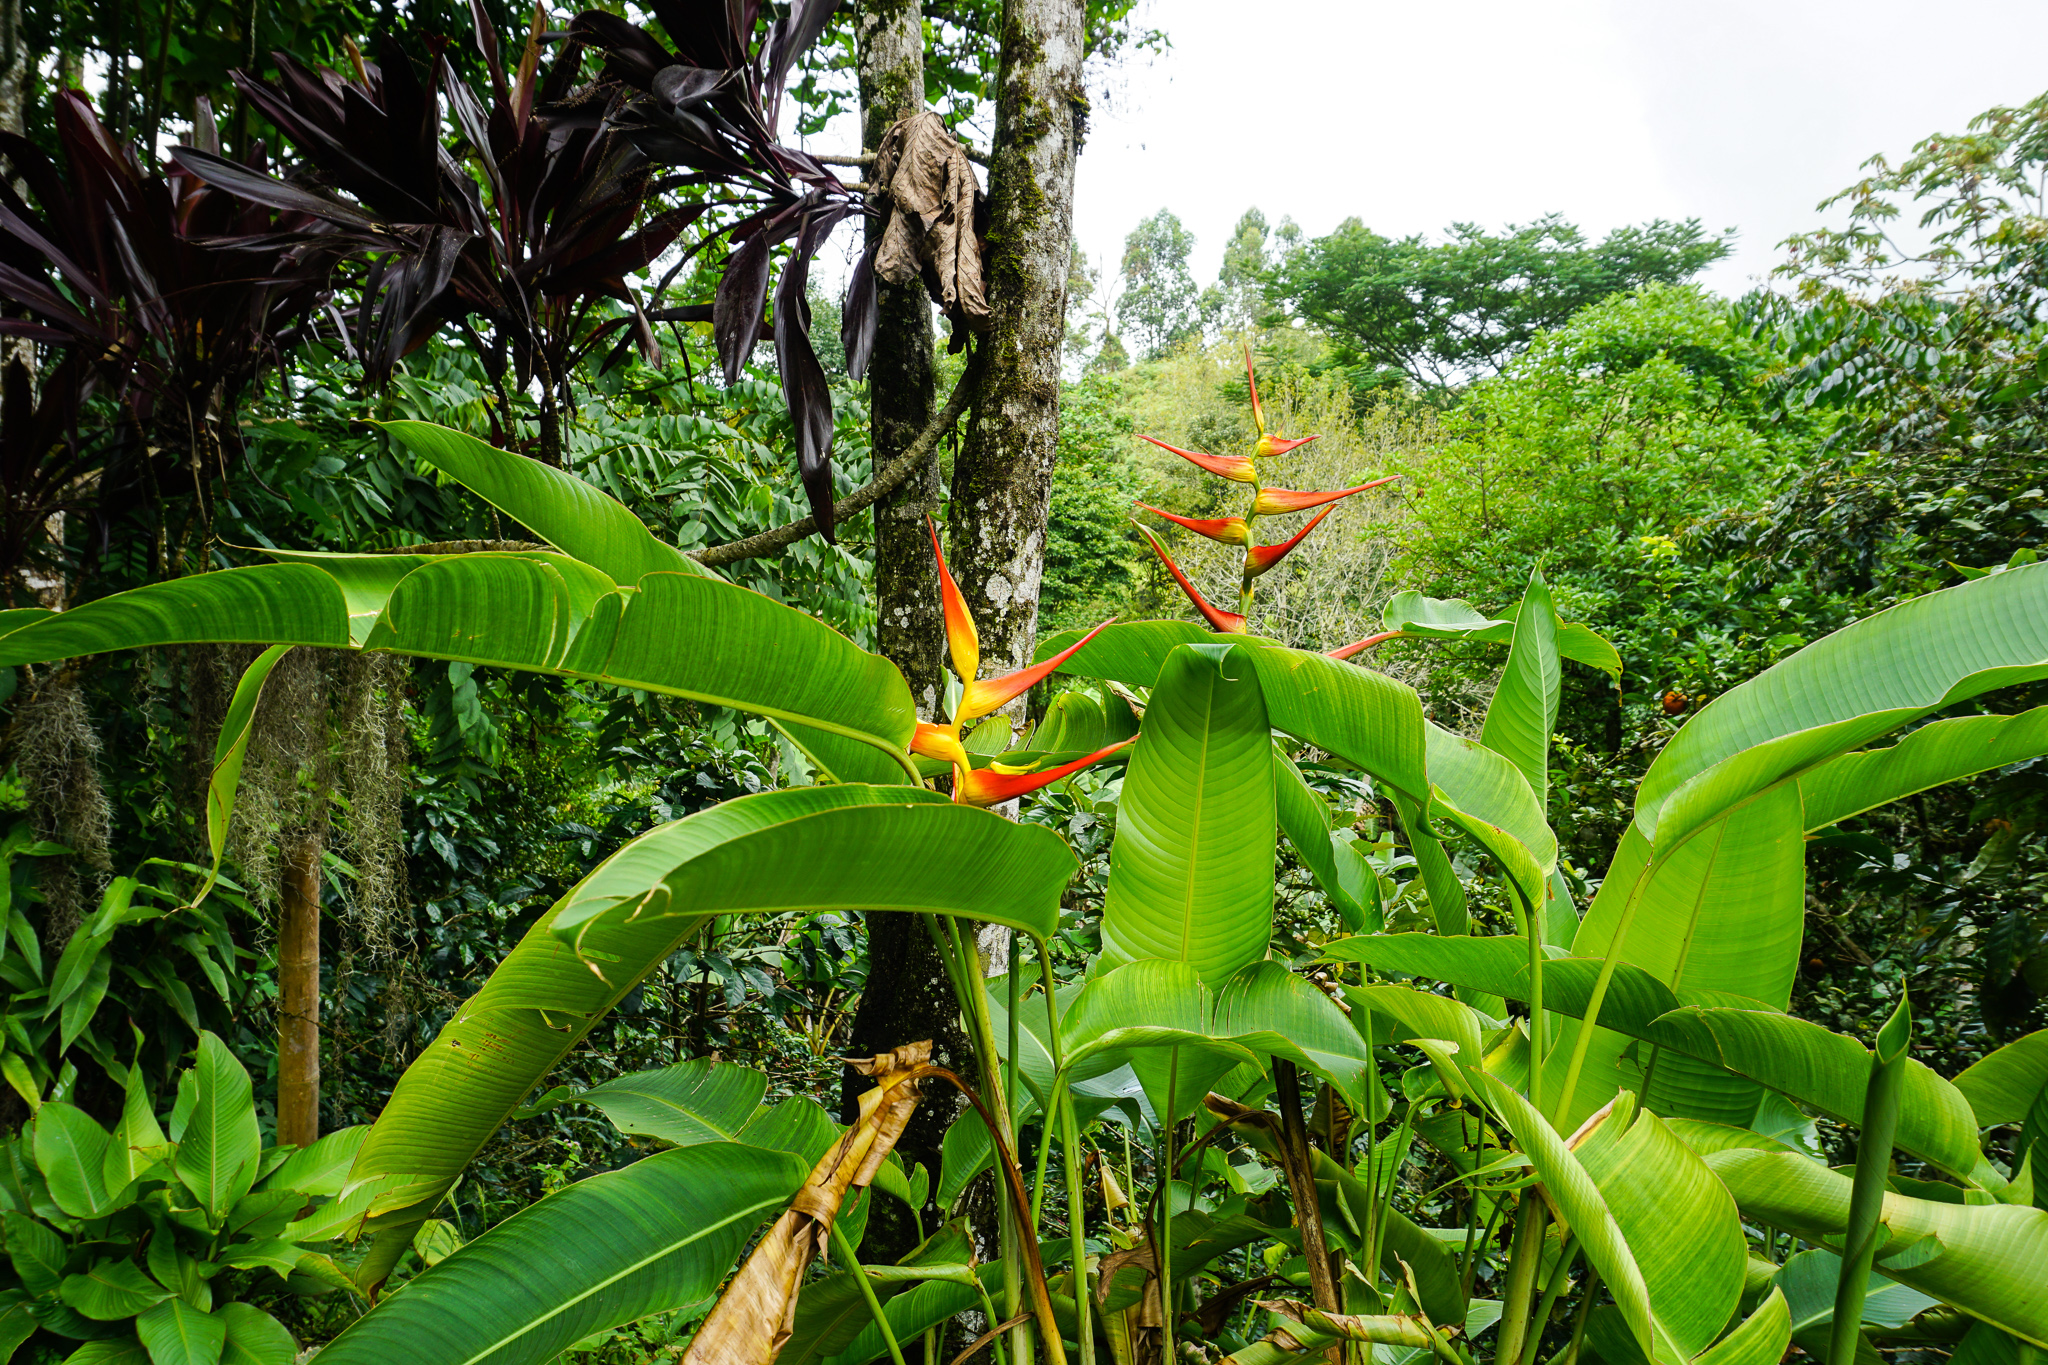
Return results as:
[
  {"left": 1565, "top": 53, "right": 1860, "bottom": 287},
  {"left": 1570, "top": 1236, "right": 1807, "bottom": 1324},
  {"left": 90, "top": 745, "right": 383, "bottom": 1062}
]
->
[
  {"left": 1135, "top": 346, "right": 1399, "bottom": 632},
  {"left": 909, "top": 519, "right": 1132, "bottom": 805}
]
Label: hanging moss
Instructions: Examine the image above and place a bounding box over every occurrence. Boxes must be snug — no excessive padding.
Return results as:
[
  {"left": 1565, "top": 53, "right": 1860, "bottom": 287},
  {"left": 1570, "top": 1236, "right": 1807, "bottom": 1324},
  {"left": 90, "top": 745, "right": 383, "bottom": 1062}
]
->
[{"left": 12, "top": 666, "right": 113, "bottom": 944}]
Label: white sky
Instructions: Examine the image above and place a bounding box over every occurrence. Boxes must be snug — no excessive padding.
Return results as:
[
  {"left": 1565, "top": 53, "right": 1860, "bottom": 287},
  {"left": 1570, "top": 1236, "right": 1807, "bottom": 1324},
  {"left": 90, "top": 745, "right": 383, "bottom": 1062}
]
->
[{"left": 1063, "top": 0, "right": 2048, "bottom": 299}]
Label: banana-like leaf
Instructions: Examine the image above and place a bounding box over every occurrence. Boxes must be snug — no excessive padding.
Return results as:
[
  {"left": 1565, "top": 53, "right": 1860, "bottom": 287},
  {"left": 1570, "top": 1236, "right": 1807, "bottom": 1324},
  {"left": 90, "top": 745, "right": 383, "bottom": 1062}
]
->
[
  {"left": 1566, "top": 786, "right": 1805, "bottom": 1127},
  {"left": 1033, "top": 685, "right": 1142, "bottom": 754},
  {"left": 174, "top": 1033, "right": 262, "bottom": 1223},
  {"left": 0, "top": 553, "right": 918, "bottom": 777},
  {"left": 1480, "top": 1078, "right": 1743, "bottom": 1365},
  {"left": 1391, "top": 790, "right": 1468, "bottom": 936},
  {"left": 1213, "top": 962, "right": 1377, "bottom": 1108},
  {"left": 0, "top": 565, "right": 351, "bottom": 664},
  {"left": 1275, "top": 751, "right": 1376, "bottom": 932},
  {"left": 193, "top": 645, "right": 291, "bottom": 909},
  {"left": 1101, "top": 646, "right": 1277, "bottom": 983},
  {"left": 572, "top": 1057, "right": 769, "bottom": 1145},
  {"left": 1035, "top": 620, "right": 1278, "bottom": 686},
  {"left": 376, "top": 421, "right": 708, "bottom": 587},
  {"left": 1325, "top": 935, "right": 1992, "bottom": 1184},
  {"left": 1478, "top": 568, "right": 1560, "bottom": 806},
  {"left": 1954, "top": 1030, "right": 2048, "bottom": 1127},
  {"left": 1799, "top": 708, "right": 2048, "bottom": 832},
  {"left": 1705, "top": 1148, "right": 2048, "bottom": 1347},
  {"left": 1232, "top": 646, "right": 1556, "bottom": 904},
  {"left": 316, "top": 1143, "right": 806, "bottom": 1365},
  {"left": 1382, "top": 592, "right": 1623, "bottom": 678},
  {"left": 346, "top": 786, "right": 1075, "bottom": 1284},
  {"left": 1637, "top": 563, "right": 2048, "bottom": 851}
]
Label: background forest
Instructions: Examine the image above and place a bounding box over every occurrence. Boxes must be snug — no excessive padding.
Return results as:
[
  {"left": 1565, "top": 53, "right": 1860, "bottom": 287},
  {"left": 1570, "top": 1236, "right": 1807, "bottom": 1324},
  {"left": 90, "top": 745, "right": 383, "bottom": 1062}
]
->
[{"left": 0, "top": 0, "right": 2044, "bottom": 1363}]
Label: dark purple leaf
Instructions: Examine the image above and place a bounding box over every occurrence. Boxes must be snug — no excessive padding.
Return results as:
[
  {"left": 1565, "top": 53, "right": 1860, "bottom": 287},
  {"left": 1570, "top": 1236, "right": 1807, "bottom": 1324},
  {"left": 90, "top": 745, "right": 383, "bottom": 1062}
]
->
[
  {"left": 713, "top": 231, "right": 772, "bottom": 385},
  {"left": 841, "top": 240, "right": 878, "bottom": 383},
  {"left": 775, "top": 206, "right": 838, "bottom": 538},
  {"left": 652, "top": 65, "right": 734, "bottom": 110},
  {"left": 170, "top": 147, "right": 387, "bottom": 234}
]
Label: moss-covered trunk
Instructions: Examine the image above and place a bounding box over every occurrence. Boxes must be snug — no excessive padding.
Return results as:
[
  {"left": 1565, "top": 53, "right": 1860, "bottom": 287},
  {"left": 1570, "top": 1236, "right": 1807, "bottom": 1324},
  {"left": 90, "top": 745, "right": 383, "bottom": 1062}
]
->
[
  {"left": 842, "top": 0, "right": 976, "bottom": 1264},
  {"left": 946, "top": 0, "right": 1086, "bottom": 719}
]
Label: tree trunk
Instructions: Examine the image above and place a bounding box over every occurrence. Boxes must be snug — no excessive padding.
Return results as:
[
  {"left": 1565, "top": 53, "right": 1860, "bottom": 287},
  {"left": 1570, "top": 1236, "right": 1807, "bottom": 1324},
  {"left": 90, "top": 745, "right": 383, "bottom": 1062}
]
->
[
  {"left": 0, "top": 0, "right": 26, "bottom": 142},
  {"left": 843, "top": 0, "right": 969, "bottom": 1265},
  {"left": 945, "top": 0, "right": 1086, "bottom": 723},
  {"left": 859, "top": 0, "right": 945, "bottom": 717},
  {"left": 277, "top": 836, "right": 322, "bottom": 1148}
]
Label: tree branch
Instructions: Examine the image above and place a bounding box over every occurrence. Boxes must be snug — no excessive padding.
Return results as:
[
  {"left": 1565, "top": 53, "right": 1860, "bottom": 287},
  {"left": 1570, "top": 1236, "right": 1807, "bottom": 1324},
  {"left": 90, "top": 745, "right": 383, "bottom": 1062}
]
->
[{"left": 692, "top": 352, "right": 980, "bottom": 568}]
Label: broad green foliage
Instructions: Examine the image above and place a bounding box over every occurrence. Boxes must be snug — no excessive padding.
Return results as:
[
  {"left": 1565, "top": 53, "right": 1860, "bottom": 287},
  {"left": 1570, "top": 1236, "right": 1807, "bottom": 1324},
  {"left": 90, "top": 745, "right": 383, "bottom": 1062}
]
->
[{"left": 0, "top": 1035, "right": 364, "bottom": 1361}]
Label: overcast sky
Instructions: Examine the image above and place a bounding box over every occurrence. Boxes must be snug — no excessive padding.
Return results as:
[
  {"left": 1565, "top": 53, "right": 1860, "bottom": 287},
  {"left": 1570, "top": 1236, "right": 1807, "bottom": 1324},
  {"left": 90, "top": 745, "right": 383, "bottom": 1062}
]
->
[{"left": 1059, "top": 0, "right": 2048, "bottom": 299}]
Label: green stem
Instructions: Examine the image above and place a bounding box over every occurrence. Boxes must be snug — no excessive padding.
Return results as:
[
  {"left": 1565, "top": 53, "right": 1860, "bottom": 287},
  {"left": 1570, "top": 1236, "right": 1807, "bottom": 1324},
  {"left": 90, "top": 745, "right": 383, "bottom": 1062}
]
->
[
  {"left": 1520, "top": 1236, "right": 1579, "bottom": 1365},
  {"left": 1037, "top": 937, "right": 1097, "bottom": 1365},
  {"left": 1368, "top": 1098, "right": 1416, "bottom": 1283},
  {"left": 1493, "top": 1193, "right": 1547, "bottom": 1365},
  {"left": 1553, "top": 870, "right": 1652, "bottom": 1125},
  {"left": 1160, "top": 1047, "right": 1180, "bottom": 1365},
  {"left": 1519, "top": 883, "right": 1546, "bottom": 1119},
  {"left": 832, "top": 1220, "right": 909, "bottom": 1365},
  {"left": 1830, "top": 995, "right": 1910, "bottom": 1365}
]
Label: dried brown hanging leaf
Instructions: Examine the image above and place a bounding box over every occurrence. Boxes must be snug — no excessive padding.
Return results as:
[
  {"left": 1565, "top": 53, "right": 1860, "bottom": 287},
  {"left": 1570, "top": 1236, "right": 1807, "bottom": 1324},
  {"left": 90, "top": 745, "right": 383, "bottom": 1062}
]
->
[{"left": 683, "top": 1041, "right": 931, "bottom": 1365}]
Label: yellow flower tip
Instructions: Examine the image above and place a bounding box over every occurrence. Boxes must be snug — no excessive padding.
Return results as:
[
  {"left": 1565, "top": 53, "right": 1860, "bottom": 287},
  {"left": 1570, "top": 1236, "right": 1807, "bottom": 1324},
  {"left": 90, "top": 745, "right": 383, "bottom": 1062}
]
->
[{"left": 926, "top": 515, "right": 980, "bottom": 686}]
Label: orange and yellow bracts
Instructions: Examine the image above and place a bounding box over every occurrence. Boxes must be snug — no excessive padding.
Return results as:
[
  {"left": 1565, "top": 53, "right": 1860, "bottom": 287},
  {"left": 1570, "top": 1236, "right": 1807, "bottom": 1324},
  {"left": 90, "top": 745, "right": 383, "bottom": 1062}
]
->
[
  {"left": 1134, "top": 524, "right": 1247, "bottom": 634},
  {"left": 953, "top": 737, "right": 1137, "bottom": 806},
  {"left": 1252, "top": 475, "right": 1401, "bottom": 516},
  {"left": 914, "top": 518, "right": 1122, "bottom": 804}
]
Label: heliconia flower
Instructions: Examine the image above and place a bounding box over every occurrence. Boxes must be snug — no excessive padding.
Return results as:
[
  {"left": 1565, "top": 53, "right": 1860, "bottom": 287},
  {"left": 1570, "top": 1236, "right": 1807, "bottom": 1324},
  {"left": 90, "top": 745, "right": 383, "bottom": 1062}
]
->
[
  {"left": 1326, "top": 630, "right": 1400, "bottom": 661},
  {"left": 1137, "top": 434, "right": 1257, "bottom": 484},
  {"left": 954, "top": 738, "right": 1138, "bottom": 807},
  {"left": 910, "top": 720, "right": 971, "bottom": 770},
  {"left": 1244, "top": 508, "right": 1335, "bottom": 578},
  {"left": 1252, "top": 474, "right": 1401, "bottom": 517},
  {"left": 959, "top": 616, "right": 1115, "bottom": 722},
  {"left": 1135, "top": 525, "right": 1247, "bottom": 634},
  {"left": 1135, "top": 502, "right": 1250, "bottom": 547},
  {"left": 1253, "top": 432, "right": 1319, "bottom": 460},
  {"left": 928, "top": 517, "right": 980, "bottom": 687}
]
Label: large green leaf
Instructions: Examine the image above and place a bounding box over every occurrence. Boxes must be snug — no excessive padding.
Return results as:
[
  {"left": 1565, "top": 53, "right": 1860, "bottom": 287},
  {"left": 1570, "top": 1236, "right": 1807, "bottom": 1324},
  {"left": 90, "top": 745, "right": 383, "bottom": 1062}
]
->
[
  {"left": 1274, "top": 751, "right": 1375, "bottom": 932},
  {"left": 1382, "top": 591, "right": 1622, "bottom": 677},
  {"left": 1954, "top": 1030, "right": 2048, "bottom": 1127},
  {"left": 1481, "top": 1079, "right": 1742, "bottom": 1365},
  {"left": 136, "top": 1297, "right": 227, "bottom": 1365},
  {"left": 172, "top": 1034, "right": 261, "bottom": 1224},
  {"left": 1637, "top": 563, "right": 2048, "bottom": 850},
  {"left": 1478, "top": 569, "right": 1560, "bottom": 806},
  {"left": 1800, "top": 708, "right": 2048, "bottom": 832},
  {"left": 0, "top": 565, "right": 350, "bottom": 665},
  {"left": 33, "top": 1103, "right": 119, "bottom": 1219},
  {"left": 1231, "top": 646, "right": 1556, "bottom": 903},
  {"left": 345, "top": 786, "right": 1075, "bottom": 1282},
  {"left": 317, "top": 1143, "right": 805, "bottom": 1365},
  {"left": 1100, "top": 646, "right": 1277, "bottom": 983},
  {"left": 572, "top": 1058, "right": 769, "bottom": 1145},
  {"left": 376, "top": 421, "right": 708, "bottom": 587},
  {"left": 1570, "top": 1089, "right": 1749, "bottom": 1361},
  {"left": 1212, "top": 961, "right": 1376, "bottom": 1107},
  {"left": 1563, "top": 786, "right": 1805, "bottom": 1128},
  {"left": 1705, "top": 1149, "right": 2048, "bottom": 1346},
  {"left": 60, "top": 1260, "right": 170, "bottom": 1320},
  {"left": 1326, "top": 935, "right": 1991, "bottom": 1184},
  {"left": 0, "top": 556, "right": 918, "bottom": 779}
]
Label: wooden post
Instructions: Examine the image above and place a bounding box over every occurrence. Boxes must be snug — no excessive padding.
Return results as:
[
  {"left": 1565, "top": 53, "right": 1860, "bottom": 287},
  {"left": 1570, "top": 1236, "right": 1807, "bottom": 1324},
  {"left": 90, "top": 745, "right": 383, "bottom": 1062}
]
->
[{"left": 277, "top": 834, "right": 321, "bottom": 1148}]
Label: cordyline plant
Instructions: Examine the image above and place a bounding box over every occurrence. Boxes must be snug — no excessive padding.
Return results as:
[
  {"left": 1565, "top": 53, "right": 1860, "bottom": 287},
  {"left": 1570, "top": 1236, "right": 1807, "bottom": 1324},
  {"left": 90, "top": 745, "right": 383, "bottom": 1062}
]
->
[
  {"left": 171, "top": 9, "right": 698, "bottom": 468},
  {"left": 565, "top": 0, "right": 895, "bottom": 537},
  {"left": 1134, "top": 347, "right": 1398, "bottom": 633},
  {"left": 0, "top": 91, "right": 341, "bottom": 591}
]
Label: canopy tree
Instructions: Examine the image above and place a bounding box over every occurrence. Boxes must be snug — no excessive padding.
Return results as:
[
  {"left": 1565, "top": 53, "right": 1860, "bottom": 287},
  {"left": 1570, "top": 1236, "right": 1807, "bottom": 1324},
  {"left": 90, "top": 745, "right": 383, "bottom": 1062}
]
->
[{"left": 1268, "top": 212, "right": 1734, "bottom": 395}]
